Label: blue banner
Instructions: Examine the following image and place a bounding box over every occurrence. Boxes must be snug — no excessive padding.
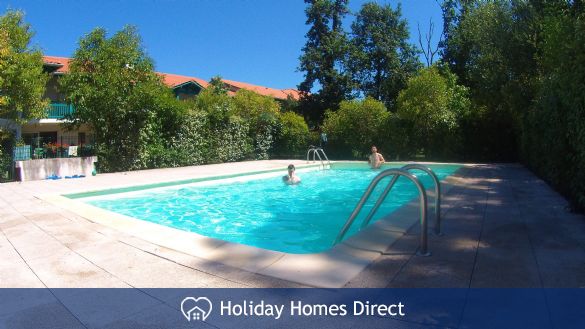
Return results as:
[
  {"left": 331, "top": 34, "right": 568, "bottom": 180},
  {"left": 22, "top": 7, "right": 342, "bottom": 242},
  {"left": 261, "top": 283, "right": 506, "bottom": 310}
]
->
[{"left": 0, "top": 289, "right": 584, "bottom": 328}]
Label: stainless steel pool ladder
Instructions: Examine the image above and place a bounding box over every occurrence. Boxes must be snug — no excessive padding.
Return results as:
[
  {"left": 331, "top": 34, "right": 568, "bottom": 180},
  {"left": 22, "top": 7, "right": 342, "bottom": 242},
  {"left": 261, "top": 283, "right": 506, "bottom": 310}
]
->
[
  {"left": 401, "top": 164, "right": 442, "bottom": 236},
  {"left": 306, "top": 146, "right": 331, "bottom": 169},
  {"left": 334, "top": 164, "right": 443, "bottom": 256}
]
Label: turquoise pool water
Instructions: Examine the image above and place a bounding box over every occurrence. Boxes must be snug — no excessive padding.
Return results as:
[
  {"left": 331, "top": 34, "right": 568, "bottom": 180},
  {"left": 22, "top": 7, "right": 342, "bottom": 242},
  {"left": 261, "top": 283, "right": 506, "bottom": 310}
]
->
[{"left": 82, "top": 163, "right": 460, "bottom": 254}]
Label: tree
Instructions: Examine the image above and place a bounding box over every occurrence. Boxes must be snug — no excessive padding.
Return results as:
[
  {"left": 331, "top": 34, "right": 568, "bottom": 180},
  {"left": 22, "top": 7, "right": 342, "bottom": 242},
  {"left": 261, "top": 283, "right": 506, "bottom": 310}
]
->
[
  {"left": 523, "top": 1, "right": 585, "bottom": 210},
  {"left": 350, "top": 2, "right": 420, "bottom": 110},
  {"left": 298, "top": 0, "right": 352, "bottom": 123},
  {"left": 442, "top": 0, "right": 544, "bottom": 160},
  {"left": 396, "top": 65, "right": 470, "bottom": 159},
  {"left": 61, "top": 26, "right": 184, "bottom": 172},
  {"left": 0, "top": 30, "right": 8, "bottom": 107},
  {"left": 0, "top": 11, "right": 49, "bottom": 139},
  {"left": 209, "top": 75, "right": 228, "bottom": 95},
  {"left": 437, "top": 0, "right": 477, "bottom": 80},
  {"left": 418, "top": 18, "right": 440, "bottom": 66},
  {"left": 322, "top": 97, "right": 389, "bottom": 159}
]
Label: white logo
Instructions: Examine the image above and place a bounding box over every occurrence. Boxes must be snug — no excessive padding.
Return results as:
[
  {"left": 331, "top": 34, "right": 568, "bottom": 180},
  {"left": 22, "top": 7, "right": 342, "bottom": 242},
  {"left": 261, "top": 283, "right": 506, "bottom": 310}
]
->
[{"left": 181, "top": 296, "right": 213, "bottom": 322}]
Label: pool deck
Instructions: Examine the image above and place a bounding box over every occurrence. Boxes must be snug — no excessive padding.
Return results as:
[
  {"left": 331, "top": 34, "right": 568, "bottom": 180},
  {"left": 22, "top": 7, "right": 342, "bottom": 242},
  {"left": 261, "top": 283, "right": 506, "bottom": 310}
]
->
[{"left": 1, "top": 160, "right": 585, "bottom": 290}]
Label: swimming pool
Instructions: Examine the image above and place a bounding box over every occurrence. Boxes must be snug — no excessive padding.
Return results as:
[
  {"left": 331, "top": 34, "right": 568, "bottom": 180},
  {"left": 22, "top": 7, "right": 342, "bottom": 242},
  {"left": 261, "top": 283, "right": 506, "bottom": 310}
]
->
[{"left": 78, "top": 163, "right": 460, "bottom": 254}]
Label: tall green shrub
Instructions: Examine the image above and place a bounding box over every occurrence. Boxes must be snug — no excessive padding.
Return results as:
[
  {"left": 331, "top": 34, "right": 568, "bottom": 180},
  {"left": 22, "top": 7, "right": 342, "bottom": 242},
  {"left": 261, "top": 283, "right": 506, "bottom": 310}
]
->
[
  {"left": 233, "top": 89, "right": 281, "bottom": 160},
  {"left": 273, "top": 111, "right": 310, "bottom": 158},
  {"left": 191, "top": 89, "right": 253, "bottom": 163},
  {"left": 169, "top": 110, "right": 210, "bottom": 166},
  {"left": 208, "top": 116, "right": 252, "bottom": 163},
  {"left": 322, "top": 97, "right": 389, "bottom": 159},
  {"left": 522, "top": 7, "right": 585, "bottom": 210},
  {"left": 0, "top": 144, "right": 12, "bottom": 182},
  {"left": 396, "top": 65, "right": 469, "bottom": 160}
]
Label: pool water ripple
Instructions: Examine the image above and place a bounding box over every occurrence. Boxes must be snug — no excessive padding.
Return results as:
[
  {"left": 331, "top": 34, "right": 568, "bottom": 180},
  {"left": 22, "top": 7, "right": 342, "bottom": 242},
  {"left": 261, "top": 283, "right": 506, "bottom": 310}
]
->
[{"left": 84, "top": 165, "right": 459, "bottom": 253}]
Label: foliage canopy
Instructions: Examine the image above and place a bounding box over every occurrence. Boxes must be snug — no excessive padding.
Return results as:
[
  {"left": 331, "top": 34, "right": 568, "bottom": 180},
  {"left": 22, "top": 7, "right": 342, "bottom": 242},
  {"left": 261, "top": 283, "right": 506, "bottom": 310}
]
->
[{"left": 0, "top": 10, "right": 48, "bottom": 129}]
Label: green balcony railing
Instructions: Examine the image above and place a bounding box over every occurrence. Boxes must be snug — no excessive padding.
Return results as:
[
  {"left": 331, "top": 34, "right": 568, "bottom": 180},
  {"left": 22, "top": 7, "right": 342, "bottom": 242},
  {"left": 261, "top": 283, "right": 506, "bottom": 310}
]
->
[{"left": 46, "top": 103, "right": 75, "bottom": 119}]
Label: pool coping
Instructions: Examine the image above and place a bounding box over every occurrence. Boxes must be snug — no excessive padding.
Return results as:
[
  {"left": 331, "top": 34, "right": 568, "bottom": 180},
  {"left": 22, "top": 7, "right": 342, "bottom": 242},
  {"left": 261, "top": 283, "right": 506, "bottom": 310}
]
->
[
  {"left": 40, "top": 161, "right": 469, "bottom": 288},
  {"left": 63, "top": 163, "right": 325, "bottom": 199}
]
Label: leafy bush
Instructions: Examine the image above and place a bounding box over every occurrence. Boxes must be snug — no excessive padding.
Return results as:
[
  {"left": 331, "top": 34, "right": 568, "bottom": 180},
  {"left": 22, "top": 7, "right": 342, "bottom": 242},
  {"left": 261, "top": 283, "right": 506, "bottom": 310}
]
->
[
  {"left": 0, "top": 146, "right": 12, "bottom": 182},
  {"left": 208, "top": 115, "right": 252, "bottom": 163},
  {"left": 322, "top": 97, "right": 389, "bottom": 159},
  {"left": 168, "top": 110, "right": 210, "bottom": 167},
  {"left": 520, "top": 9, "right": 585, "bottom": 211},
  {"left": 396, "top": 65, "right": 470, "bottom": 160},
  {"left": 233, "top": 90, "right": 281, "bottom": 160},
  {"left": 273, "top": 111, "right": 310, "bottom": 158},
  {"left": 377, "top": 115, "right": 417, "bottom": 161}
]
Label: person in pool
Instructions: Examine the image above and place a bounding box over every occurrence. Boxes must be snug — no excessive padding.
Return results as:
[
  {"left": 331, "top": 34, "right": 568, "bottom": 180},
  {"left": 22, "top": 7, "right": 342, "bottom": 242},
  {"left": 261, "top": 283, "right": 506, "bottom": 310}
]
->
[
  {"left": 368, "top": 145, "right": 385, "bottom": 169},
  {"left": 283, "top": 164, "right": 301, "bottom": 185}
]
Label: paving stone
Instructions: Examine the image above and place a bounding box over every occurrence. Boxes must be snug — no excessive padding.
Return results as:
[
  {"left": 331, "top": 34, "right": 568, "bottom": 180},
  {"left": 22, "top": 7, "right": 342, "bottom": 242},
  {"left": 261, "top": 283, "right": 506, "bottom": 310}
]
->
[
  {"left": 344, "top": 254, "right": 410, "bottom": 288},
  {"left": 27, "top": 251, "right": 129, "bottom": 288},
  {"left": 470, "top": 244, "right": 541, "bottom": 288},
  {"left": 533, "top": 248, "right": 585, "bottom": 287}
]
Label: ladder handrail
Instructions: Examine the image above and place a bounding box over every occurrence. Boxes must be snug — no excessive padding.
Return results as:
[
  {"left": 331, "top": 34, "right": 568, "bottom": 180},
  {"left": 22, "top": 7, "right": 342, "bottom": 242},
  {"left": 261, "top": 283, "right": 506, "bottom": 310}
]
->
[
  {"left": 359, "top": 174, "right": 399, "bottom": 229},
  {"left": 401, "top": 163, "right": 442, "bottom": 235},
  {"left": 306, "top": 146, "right": 331, "bottom": 169},
  {"left": 317, "top": 148, "right": 330, "bottom": 164},
  {"left": 306, "top": 146, "right": 318, "bottom": 163},
  {"left": 313, "top": 149, "right": 324, "bottom": 168},
  {"left": 359, "top": 163, "right": 442, "bottom": 236},
  {"left": 334, "top": 168, "right": 430, "bottom": 256}
]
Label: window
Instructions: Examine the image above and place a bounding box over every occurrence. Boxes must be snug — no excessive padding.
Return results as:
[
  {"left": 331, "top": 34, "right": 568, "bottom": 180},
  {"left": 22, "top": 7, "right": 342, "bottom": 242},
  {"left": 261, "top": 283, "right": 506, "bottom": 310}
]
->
[
  {"left": 78, "top": 132, "right": 86, "bottom": 145},
  {"left": 39, "top": 132, "right": 58, "bottom": 144}
]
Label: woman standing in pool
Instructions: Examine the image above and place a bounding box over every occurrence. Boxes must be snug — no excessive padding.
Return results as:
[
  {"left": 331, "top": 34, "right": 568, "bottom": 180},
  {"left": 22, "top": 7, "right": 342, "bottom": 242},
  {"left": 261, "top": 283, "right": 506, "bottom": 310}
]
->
[
  {"left": 368, "top": 145, "right": 385, "bottom": 169},
  {"left": 283, "top": 164, "right": 301, "bottom": 185}
]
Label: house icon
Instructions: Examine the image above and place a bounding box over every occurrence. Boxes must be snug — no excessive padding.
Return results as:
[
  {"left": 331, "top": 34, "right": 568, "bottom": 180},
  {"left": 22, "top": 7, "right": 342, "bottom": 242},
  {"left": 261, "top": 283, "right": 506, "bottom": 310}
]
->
[
  {"left": 189, "top": 306, "right": 207, "bottom": 321},
  {"left": 181, "top": 296, "right": 213, "bottom": 322}
]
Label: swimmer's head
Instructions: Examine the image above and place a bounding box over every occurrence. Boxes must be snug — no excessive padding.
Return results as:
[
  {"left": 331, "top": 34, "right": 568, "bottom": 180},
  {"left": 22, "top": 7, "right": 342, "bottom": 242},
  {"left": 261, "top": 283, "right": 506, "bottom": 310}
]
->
[
  {"left": 287, "top": 164, "right": 295, "bottom": 174},
  {"left": 371, "top": 145, "right": 378, "bottom": 153}
]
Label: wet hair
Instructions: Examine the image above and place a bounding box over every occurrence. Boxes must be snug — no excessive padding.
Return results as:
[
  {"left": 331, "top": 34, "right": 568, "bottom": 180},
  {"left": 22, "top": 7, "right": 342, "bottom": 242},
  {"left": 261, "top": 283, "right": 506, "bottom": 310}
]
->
[{"left": 288, "top": 164, "right": 295, "bottom": 170}]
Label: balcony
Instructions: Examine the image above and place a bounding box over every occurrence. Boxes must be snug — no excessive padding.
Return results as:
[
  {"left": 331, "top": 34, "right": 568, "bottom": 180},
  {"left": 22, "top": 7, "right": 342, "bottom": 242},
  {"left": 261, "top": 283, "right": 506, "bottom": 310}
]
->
[{"left": 46, "top": 103, "right": 75, "bottom": 119}]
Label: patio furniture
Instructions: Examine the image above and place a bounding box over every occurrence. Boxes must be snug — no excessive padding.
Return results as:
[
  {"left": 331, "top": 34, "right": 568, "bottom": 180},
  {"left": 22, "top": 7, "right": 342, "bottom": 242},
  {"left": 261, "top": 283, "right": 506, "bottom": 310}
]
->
[{"left": 33, "top": 147, "right": 45, "bottom": 159}]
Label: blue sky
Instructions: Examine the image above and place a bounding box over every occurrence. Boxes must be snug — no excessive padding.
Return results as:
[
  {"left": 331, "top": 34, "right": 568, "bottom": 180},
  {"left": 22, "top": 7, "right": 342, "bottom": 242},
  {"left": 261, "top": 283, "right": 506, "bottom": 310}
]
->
[{"left": 0, "top": 0, "right": 442, "bottom": 90}]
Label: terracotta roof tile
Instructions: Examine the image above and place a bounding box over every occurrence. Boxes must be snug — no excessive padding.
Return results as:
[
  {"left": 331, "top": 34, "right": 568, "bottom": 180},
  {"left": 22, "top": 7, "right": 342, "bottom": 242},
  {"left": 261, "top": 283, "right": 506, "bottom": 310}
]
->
[
  {"left": 221, "top": 79, "right": 301, "bottom": 101},
  {"left": 158, "top": 73, "right": 209, "bottom": 88},
  {"left": 42, "top": 55, "right": 70, "bottom": 73},
  {"left": 41, "top": 56, "right": 298, "bottom": 98},
  {"left": 281, "top": 88, "right": 303, "bottom": 100},
  {"left": 42, "top": 55, "right": 208, "bottom": 89}
]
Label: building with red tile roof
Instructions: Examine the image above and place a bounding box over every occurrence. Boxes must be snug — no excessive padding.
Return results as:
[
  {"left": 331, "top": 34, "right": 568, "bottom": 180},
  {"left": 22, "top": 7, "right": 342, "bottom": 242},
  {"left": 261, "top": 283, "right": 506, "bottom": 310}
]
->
[
  {"left": 41, "top": 56, "right": 207, "bottom": 90},
  {"left": 221, "top": 79, "right": 301, "bottom": 101},
  {"left": 40, "top": 56, "right": 301, "bottom": 101},
  {"left": 158, "top": 73, "right": 209, "bottom": 89},
  {"left": 42, "top": 56, "right": 71, "bottom": 74},
  {"left": 157, "top": 73, "right": 208, "bottom": 100}
]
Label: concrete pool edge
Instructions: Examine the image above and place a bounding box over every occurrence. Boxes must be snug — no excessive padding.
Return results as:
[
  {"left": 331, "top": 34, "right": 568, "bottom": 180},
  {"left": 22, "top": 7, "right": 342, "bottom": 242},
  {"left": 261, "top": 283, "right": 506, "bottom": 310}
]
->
[
  {"left": 40, "top": 162, "right": 471, "bottom": 288},
  {"left": 63, "top": 163, "right": 324, "bottom": 199}
]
